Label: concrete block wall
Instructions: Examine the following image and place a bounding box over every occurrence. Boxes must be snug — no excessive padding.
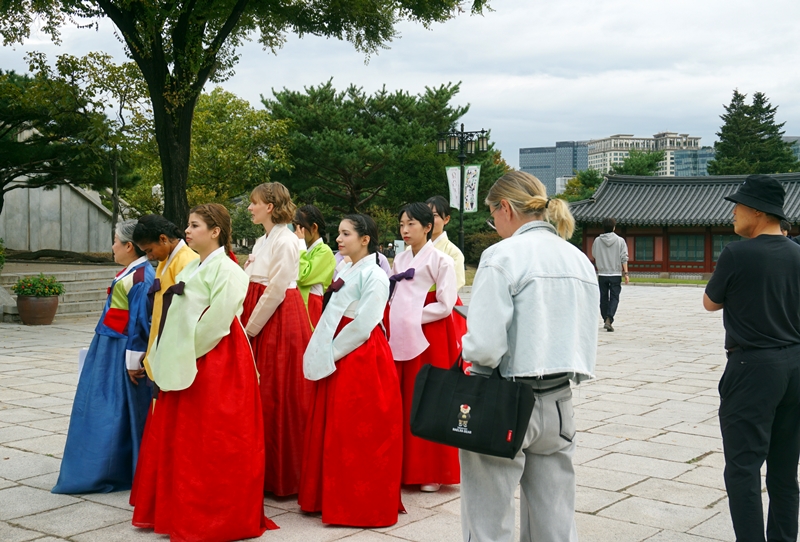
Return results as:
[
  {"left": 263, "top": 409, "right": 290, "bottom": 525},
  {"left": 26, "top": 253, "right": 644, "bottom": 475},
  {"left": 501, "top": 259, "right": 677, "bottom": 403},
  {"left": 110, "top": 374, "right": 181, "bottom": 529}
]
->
[{"left": 0, "top": 184, "right": 114, "bottom": 253}]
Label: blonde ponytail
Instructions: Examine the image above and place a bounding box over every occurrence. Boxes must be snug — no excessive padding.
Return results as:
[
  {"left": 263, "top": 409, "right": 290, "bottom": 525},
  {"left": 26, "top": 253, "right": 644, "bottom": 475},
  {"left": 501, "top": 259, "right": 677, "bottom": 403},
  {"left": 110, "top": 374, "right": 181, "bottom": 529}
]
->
[
  {"left": 486, "top": 170, "right": 576, "bottom": 240},
  {"left": 544, "top": 198, "right": 575, "bottom": 240}
]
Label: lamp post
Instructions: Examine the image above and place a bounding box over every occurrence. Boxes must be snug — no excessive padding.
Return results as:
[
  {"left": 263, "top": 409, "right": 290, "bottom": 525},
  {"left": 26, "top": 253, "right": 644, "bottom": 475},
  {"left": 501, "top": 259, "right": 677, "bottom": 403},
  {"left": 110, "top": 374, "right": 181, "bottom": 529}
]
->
[{"left": 437, "top": 123, "right": 489, "bottom": 252}]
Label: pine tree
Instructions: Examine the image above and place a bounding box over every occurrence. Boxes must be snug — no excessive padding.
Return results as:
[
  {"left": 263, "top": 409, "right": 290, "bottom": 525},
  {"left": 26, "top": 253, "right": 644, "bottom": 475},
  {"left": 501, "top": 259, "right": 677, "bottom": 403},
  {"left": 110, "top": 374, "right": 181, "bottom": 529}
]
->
[{"left": 708, "top": 90, "right": 800, "bottom": 175}]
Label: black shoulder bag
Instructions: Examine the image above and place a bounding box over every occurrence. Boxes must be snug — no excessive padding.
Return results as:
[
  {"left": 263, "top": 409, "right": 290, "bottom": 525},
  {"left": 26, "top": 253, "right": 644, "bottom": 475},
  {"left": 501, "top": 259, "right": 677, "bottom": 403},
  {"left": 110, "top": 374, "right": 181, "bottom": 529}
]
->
[{"left": 410, "top": 357, "right": 535, "bottom": 459}]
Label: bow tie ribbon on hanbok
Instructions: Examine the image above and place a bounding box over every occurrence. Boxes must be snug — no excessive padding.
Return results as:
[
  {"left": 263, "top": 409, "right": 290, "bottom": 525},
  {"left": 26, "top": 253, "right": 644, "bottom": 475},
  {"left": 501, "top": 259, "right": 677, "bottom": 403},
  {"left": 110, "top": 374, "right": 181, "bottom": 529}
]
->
[
  {"left": 389, "top": 268, "right": 415, "bottom": 297},
  {"left": 146, "top": 278, "right": 162, "bottom": 305},
  {"left": 157, "top": 281, "right": 186, "bottom": 345},
  {"left": 326, "top": 278, "right": 345, "bottom": 294}
]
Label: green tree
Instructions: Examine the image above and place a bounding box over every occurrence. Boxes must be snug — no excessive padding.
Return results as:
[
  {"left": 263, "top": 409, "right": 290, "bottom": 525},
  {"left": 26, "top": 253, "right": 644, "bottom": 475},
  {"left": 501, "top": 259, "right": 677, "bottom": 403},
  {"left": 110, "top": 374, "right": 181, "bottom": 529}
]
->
[
  {"left": 29, "top": 52, "right": 151, "bottom": 239},
  {"left": 708, "top": 90, "right": 800, "bottom": 175},
  {"left": 1, "top": 0, "right": 489, "bottom": 227},
  {"left": 609, "top": 150, "right": 665, "bottom": 176},
  {"left": 560, "top": 168, "right": 604, "bottom": 202},
  {"left": 124, "top": 86, "right": 290, "bottom": 215},
  {"left": 0, "top": 68, "right": 114, "bottom": 217},
  {"left": 264, "top": 81, "right": 469, "bottom": 213}
]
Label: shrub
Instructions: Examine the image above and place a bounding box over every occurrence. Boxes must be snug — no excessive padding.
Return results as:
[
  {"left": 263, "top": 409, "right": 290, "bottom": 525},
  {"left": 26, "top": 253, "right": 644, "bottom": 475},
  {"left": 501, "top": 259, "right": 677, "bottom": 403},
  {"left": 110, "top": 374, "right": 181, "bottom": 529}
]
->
[
  {"left": 11, "top": 274, "right": 65, "bottom": 297},
  {"left": 464, "top": 231, "right": 501, "bottom": 265},
  {"left": 230, "top": 201, "right": 264, "bottom": 246}
]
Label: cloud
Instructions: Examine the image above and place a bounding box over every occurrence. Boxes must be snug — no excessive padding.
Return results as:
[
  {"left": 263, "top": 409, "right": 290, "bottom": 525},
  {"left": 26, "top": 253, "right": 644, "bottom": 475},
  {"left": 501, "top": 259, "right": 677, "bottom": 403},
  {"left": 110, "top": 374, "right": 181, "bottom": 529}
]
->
[{"left": 2, "top": 0, "right": 799, "bottom": 168}]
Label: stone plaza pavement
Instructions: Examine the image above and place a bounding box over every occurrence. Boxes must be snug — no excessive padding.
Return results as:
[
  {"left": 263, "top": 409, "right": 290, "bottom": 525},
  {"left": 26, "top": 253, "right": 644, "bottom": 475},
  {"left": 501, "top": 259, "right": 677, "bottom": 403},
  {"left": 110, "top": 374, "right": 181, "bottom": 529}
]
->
[{"left": 0, "top": 285, "right": 748, "bottom": 541}]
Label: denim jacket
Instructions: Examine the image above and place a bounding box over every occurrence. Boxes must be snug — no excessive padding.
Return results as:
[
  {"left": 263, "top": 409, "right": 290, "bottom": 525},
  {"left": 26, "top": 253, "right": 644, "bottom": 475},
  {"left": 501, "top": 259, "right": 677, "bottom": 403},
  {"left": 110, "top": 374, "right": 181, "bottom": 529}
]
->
[{"left": 462, "top": 221, "right": 599, "bottom": 383}]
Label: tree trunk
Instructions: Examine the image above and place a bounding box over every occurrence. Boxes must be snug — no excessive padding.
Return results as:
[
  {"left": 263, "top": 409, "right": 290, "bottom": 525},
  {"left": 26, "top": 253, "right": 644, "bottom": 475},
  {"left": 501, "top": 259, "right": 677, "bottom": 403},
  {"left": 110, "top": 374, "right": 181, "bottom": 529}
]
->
[
  {"left": 111, "top": 156, "right": 119, "bottom": 244},
  {"left": 150, "top": 90, "right": 196, "bottom": 228}
]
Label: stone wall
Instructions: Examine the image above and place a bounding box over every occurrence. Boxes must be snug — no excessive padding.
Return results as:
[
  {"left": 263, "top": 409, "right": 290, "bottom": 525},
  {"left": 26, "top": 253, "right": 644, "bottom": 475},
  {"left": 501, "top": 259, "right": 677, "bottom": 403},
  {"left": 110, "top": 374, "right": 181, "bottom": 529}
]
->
[{"left": 0, "top": 184, "right": 113, "bottom": 253}]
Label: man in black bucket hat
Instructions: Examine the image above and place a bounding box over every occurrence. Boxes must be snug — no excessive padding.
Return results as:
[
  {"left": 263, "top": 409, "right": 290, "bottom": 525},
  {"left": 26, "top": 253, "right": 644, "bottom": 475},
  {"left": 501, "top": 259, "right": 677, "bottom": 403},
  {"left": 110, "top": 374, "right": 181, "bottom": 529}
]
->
[{"left": 704, "top": 174, "right": 800, "bottom": 542}]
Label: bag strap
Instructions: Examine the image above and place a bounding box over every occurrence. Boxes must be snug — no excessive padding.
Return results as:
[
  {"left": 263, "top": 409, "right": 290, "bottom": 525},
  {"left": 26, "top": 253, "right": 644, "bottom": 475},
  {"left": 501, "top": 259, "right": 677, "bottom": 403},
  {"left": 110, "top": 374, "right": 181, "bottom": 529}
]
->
[{"left": 451, "top": 353, "right": 502, "bottom": 379}]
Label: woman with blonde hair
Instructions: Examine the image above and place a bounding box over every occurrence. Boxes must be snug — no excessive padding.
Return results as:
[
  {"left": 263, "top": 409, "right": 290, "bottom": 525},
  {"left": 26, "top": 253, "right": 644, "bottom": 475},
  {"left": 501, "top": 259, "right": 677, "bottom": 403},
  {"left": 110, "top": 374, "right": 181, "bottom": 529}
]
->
[
  {"left": 459, "top": 171, "right": 598, "bottom": 542},
  {"left": 241, "top": 182, "right": 312, "bottom": 496}
]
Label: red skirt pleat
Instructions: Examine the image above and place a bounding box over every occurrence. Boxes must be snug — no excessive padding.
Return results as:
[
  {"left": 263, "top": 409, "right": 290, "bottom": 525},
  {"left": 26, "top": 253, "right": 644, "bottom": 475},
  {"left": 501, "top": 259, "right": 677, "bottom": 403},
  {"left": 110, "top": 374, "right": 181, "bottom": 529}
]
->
[
  {"left": 298, "top": 317, "right": 404, "bottom": 526},
  {"left": 390, "top": 291, "right": 461, "bottom": 486},
  {"left": 307, "top": 293, "right": 323, "bottom": 329},
  {"left": 131, "top": 320, "right": 276, "bottom": 542},
  {"left": 242, "top": 283, "right": 312, "bottom": 496}
]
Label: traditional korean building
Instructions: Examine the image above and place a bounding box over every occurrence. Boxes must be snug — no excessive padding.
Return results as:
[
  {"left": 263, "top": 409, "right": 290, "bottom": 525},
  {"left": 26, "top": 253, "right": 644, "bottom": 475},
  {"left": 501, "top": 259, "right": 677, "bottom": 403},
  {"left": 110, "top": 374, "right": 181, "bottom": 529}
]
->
[{"left": 570, "top": 173, "right": 800, "bottom": 278}]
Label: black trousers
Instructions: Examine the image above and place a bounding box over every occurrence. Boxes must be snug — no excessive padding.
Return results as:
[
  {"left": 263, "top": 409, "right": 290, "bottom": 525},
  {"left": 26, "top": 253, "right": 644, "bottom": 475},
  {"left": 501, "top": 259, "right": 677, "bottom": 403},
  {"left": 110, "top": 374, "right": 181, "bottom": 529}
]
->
[
  {"left": 598, "top": 276, "right": 622, "bottom": 322},
  {"left": 719, "top": 345, "right": 800, "bottom": 542}
]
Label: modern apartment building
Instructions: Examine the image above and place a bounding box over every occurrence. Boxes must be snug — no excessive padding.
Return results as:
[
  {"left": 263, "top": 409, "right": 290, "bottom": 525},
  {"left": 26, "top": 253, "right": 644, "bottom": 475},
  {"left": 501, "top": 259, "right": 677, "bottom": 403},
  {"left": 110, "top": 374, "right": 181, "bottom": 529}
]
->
[
  {"left": 519, "top": 141, "right": 588, "bottom": 194},
  {"left": 588, "top": 132, "right": 702, "bottom": 177}
]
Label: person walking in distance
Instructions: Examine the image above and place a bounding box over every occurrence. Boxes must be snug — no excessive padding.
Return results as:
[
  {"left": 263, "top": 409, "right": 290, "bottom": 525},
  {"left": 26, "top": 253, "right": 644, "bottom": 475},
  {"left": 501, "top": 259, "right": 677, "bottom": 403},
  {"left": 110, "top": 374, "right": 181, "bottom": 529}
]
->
[
  {"left": 591, "top": 218, "right": 629, "bottom": 332},
  {"left": 704, "top": 175, "right": 800, "bottom": 542}
]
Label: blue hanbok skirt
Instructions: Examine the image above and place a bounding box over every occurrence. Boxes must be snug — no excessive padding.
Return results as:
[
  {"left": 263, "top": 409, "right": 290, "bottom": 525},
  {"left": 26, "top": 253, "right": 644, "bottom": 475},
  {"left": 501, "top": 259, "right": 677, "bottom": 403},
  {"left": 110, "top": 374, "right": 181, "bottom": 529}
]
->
[{"left": 52, "top": 333, "right": 152, "bottom": 494}]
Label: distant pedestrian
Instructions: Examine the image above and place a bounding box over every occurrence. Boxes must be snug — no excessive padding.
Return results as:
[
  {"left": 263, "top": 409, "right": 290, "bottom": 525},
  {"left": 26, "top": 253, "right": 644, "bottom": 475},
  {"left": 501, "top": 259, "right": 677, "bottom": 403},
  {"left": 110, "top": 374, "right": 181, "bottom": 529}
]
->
[
  {"left": 703, "top": 174, "right": 800, "bottom": 542},
  {"left": 385, "top": 243, "right": 396, "bottom": 259},
  {"left": 780, "top": 219, "right": 800, "bottom": 245},
  {"left": 591, "top": 218, "right": 629, "bottom": 332}
]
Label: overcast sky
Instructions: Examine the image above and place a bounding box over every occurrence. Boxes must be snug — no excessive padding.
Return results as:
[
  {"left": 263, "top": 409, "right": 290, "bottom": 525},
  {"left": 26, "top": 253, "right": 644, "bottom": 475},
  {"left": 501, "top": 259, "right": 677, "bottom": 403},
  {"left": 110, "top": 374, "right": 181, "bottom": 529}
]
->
[{"left": 2, "top": 0, "right": 799, "bottom": 168}]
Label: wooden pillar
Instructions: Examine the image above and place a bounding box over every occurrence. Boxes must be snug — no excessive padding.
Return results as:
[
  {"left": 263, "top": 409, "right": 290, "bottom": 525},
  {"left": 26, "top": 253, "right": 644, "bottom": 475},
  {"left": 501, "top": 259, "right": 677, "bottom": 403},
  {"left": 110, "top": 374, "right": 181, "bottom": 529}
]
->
[
  {"left": 704, "top": 227, "right": 713, "bottom": 273},
  {"left": 582, "top": 225, "right": 587, "bottom": 254},
  {"left": 662, "top": 227, "right": 670, "bottom": 275}
]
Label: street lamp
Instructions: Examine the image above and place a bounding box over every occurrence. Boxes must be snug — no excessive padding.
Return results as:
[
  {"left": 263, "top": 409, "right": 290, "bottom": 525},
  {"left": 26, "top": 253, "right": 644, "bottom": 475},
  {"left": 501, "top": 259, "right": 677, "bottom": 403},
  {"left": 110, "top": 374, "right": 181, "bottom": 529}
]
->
[{"left": 437, "top": 123, "right": 489, "bottom": 252}]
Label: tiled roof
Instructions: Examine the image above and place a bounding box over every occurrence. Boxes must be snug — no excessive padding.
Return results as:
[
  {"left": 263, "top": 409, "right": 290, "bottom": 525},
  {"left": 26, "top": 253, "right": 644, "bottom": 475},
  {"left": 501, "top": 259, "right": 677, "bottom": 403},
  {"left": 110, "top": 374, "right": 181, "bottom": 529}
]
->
[{"left": 569, "top": 173, "right": 800, "bottom": 227}]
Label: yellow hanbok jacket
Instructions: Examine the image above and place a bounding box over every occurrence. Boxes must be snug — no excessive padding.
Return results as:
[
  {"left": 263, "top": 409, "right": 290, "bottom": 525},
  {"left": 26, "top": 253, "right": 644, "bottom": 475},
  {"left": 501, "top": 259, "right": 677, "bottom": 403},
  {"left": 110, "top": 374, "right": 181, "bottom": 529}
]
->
[{"left": 143, "top": 241, "right": 199, "bottom": 378}]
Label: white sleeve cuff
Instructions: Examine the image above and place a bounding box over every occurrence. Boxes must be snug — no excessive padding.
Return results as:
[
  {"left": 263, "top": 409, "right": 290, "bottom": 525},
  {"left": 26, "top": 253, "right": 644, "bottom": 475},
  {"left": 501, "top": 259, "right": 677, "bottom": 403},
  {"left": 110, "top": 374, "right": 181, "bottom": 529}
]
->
[{"left": 125, "top": 350, "right": 145, "bottom": 371}]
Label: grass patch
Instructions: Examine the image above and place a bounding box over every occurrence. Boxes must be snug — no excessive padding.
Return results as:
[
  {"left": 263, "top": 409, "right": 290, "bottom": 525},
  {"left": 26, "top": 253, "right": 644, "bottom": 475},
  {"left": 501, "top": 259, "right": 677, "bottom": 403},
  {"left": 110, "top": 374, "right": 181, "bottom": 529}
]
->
[
  {"left": 465, "top": 265, "right": 477, "bottom": 287},
  {"left": 687, "top": 451, "right": 714, "bottom": 464},
  {"left": 630, "top": 277, "right": 708, "bottom": 285}
]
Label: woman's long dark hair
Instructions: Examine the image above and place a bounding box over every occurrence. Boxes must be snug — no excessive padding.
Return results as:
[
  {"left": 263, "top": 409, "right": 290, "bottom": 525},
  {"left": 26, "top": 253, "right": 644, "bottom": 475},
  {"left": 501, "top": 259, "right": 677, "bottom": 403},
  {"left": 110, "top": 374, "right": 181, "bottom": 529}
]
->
[
  {"left": 295, "top": 204, "right": 326, "bottom": 236},
  {"left": 426, "top": 195, "right": 451, "bottom": 219},
  {"left": 133, "top": 214, "right": 185, "bottom": 244}
]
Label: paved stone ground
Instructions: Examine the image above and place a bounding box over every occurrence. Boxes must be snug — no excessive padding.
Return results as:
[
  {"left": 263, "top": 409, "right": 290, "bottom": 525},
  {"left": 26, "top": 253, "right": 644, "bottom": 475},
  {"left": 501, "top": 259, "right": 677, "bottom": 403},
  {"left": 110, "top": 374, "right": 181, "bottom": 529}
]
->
[{"left": 0, "top": 285, "right": 750, "bottom": 541}]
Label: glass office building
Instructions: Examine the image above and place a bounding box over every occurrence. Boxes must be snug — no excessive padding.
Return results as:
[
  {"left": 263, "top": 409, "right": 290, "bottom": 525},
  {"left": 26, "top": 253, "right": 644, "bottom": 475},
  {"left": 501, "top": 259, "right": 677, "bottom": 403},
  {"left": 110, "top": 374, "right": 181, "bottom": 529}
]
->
[
  {"left": 674, "top": 147, "right": 716, "bottom": 177},
  {"left": 519, "top": 141, "right": 588, "bottom": 194}
]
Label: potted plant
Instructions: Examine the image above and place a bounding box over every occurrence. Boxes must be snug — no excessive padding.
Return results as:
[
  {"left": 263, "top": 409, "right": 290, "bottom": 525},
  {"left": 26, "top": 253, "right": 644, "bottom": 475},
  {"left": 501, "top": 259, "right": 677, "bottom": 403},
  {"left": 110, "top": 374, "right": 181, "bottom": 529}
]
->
[{"left": 11, "top": 274, "right": 65, "bottom": 325}]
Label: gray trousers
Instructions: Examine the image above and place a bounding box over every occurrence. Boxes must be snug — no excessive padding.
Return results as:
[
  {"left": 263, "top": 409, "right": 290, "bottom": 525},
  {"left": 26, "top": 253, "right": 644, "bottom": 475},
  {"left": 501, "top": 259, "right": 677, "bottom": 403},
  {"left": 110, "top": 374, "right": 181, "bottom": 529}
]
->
[{"left": 460, "top": 384, "right": 578, "bottom": 542}]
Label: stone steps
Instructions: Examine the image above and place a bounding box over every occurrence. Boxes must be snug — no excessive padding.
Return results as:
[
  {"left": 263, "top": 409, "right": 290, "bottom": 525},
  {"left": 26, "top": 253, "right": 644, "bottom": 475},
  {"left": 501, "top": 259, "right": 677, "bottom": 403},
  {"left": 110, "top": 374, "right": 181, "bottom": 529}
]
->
[{"left": 1, "top": 267, "right": 118, "bottom": 323}]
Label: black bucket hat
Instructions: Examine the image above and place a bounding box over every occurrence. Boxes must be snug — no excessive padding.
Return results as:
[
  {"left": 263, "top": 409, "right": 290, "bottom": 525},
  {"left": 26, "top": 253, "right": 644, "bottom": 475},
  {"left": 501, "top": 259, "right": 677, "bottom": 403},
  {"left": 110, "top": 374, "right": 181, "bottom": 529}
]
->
[{"left": 724, "top": 174, "right": 787, "bottom": 220}]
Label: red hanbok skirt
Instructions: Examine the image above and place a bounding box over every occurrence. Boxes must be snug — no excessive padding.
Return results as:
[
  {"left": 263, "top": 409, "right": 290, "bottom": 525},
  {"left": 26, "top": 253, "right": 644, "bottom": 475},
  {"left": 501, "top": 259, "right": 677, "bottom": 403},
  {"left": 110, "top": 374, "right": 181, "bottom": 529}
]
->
[
  {"left": 130, "top": 320, "right": 275, "bottom": 541},
  {"left": 388, "top": 291, "right": 461, "bottom": 486},
  {"left": 298, "top": 317, "right": 403, "bottom": 526},
  {"left": 307, "top": 292, "right": 323, "bottom": 329},
  {"left": 242, "top": 283, "right": 312, "bottom": 496},
  {"left": 453, "top": 296, "right": 471, "bottom": 374}
]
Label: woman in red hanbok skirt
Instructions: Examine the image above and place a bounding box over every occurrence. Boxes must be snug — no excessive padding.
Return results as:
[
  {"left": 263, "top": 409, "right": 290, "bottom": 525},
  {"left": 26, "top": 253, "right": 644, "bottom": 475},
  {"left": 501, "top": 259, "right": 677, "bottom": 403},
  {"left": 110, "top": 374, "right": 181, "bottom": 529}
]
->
[
  {"left": 294, "top": 204, "right": 336, "bottom": 329},
  {"left": 242, "top": 182, "right": 312, "bottom": 496},
  {"left": 131, "top": 204, "right": 276, "bottom": 541},
  {"left": 387, "top": 202, "right": 461, "bottom": 493},
  {"left": 299, "top": 214, "right": 403, "bottom": 526},
  {"left": 426, "top": 195, "right": 470, "bottom": 372}
]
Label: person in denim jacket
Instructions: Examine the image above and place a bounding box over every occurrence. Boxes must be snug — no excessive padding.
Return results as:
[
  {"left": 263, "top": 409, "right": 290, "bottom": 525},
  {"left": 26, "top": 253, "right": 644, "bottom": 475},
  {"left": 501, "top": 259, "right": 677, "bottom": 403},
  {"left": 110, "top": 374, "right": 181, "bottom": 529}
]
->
[{"left": 461, "top": 170, "right": 599, "bottom": 542}]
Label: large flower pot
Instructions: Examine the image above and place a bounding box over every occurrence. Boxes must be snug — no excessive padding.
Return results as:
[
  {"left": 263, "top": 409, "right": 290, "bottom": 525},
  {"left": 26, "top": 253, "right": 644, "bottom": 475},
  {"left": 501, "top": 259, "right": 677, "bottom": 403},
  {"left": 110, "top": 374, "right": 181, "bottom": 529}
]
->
[{"left": 16, "top": 295, "right": 59, "bottom": 325}]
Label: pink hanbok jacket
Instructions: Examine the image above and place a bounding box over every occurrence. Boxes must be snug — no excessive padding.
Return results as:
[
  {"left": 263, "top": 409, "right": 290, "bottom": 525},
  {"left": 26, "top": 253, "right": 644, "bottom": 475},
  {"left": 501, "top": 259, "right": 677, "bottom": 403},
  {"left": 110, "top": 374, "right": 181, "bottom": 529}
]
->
[{"left": 388, "top": 240, "right": 457, "bottom": 361}]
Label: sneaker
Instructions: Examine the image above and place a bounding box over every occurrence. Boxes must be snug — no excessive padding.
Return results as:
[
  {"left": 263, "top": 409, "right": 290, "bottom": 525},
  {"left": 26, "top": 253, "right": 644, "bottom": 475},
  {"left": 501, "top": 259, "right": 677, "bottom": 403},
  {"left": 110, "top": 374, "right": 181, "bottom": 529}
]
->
[
  {"left": 420, "top": 483, "right": 441, "bottom": 492},
  {"left": 603, "top": 317, "right": 612, "bottom": 331}
]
